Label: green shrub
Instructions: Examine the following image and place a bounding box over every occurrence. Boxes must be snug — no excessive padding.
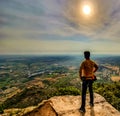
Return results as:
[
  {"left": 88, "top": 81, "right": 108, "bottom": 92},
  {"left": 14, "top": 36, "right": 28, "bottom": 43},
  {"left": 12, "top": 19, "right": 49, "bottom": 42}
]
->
[
  {"left": 0, "top": 104, "right": 4, "bottom": 114},
  {"left": 50, "top": 86, "right": 81, "bottom": 97},
  {"left": 93, "top": 82, "right": 120, "bottom": 111}
]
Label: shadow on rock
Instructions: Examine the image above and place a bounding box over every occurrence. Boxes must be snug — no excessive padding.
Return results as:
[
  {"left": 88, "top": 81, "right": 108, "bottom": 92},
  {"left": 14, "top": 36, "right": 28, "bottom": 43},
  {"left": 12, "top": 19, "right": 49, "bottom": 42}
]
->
[{"left": 90, "top": 107, "right": 95, "bottom": 116}]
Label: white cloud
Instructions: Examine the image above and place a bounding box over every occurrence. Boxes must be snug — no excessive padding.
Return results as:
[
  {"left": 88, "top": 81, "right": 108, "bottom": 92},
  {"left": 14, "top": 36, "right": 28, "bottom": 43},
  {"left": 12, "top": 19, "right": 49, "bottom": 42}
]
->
[{"left": 0, "top": 0, "right": 120, "bottom": 54}]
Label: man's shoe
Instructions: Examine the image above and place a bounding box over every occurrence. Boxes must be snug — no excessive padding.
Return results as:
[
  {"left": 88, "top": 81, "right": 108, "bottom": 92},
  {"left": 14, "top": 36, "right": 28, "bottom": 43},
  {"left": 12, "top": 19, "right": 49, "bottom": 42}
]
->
[
  {"left": 79, "top": 107, "right": 86, "bottom": 113},
  {"left": 90, "top": 103, "right": 94, "bottom": 107}
]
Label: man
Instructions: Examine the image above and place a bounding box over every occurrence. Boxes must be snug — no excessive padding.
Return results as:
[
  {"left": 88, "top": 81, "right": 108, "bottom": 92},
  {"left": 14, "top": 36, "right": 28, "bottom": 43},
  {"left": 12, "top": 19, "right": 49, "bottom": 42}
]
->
[{"left": 79, "top": 51, "right": 98, "bottom": 113}]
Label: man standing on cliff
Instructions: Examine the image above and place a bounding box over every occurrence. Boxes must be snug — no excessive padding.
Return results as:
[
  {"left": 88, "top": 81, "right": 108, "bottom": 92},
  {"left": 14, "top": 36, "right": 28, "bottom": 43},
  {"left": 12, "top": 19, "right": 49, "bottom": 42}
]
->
[{"left": 79, "top": 51, "right": 98, "bottom": 113}]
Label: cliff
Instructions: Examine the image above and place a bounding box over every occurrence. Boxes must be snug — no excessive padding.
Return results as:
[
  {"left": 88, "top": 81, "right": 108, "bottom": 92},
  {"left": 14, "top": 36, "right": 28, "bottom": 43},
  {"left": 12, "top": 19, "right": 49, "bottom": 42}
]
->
[{"left": 2, "top": 93, "right": 120, "bottom": 116}]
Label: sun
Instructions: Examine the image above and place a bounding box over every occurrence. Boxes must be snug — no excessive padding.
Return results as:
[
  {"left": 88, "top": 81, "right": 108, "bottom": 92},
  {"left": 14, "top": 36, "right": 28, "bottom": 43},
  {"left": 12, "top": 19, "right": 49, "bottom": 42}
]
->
[{"left": 82, "top": 5, "right": 91, "bottom": 15}]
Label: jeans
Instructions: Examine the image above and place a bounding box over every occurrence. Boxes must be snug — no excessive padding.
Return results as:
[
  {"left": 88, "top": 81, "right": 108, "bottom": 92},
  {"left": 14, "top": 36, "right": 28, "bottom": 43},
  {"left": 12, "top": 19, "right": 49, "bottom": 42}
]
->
[{"left": 81, "top": 80, "right": 93, "bottom": 108}]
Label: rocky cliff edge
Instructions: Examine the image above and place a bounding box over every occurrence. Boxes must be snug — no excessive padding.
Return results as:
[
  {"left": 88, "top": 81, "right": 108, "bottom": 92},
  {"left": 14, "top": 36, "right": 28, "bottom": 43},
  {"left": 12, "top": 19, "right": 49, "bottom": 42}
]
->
[{"left": 2, "top": 93, "right": 120, "bottom": 116}]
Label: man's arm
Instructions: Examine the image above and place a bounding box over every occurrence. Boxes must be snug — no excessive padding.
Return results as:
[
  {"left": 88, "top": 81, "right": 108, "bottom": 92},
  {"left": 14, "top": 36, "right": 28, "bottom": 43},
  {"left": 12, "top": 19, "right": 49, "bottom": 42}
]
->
[
  {"left": 94, "top": 63, "right": 98, "bottom": 73},
  {"left": 79, "top": 66, "right": 82, "bottom": 79},
  {"left": 79, "top": 62, "right": 84, "bottom": 80}
]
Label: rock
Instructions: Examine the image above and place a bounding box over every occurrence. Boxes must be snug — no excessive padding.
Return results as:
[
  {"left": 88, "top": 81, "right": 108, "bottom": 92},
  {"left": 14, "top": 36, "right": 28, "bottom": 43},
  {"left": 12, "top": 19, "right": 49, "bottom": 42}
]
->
[
  {"left": 23, "top": 93, "right": 120, "bottom": 116},
  {"left": 23, "top": 101, "right": 57, "bottom": 116},
  {"left": 1, "top": 93, "right": 120, "bottom": 116}
]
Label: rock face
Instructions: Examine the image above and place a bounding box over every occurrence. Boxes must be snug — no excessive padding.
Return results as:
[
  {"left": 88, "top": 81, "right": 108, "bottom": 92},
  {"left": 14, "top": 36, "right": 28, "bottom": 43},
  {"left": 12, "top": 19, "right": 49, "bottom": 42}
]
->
[{"left": 23, "top": 93, "right": 120, "bottom": 116}]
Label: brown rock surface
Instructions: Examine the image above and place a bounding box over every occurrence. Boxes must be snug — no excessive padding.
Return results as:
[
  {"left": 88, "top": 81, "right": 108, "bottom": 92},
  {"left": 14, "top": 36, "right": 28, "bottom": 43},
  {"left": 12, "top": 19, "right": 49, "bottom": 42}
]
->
[
  {"left": 1, "top": 93, "right": 120, "bottom": 116},
  {"left": 23, "top": 93, "right": 120, "bottom": 116}
]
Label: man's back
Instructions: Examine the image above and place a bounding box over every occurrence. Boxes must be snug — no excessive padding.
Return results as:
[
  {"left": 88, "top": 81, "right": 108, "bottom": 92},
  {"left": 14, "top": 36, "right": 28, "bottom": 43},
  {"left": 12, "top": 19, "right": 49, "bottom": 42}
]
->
[{"left": 81, "top": 59, "right": 96, "bottom": 77}]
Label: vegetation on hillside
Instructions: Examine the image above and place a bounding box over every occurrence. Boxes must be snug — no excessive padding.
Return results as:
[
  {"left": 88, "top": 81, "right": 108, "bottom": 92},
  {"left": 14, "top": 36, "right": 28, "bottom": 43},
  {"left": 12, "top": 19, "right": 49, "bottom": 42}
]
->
[
  {"left": 93, "top": 82, "right": 120, "bottom": 111},
  {"left": 1, "top": 81, "right": 120, "bottom": 112}
]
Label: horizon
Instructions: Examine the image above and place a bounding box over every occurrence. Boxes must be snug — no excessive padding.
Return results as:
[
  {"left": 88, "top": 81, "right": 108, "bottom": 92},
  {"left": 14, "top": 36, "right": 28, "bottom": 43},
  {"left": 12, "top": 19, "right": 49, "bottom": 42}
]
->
[
  {"left": 1, "top": 0, "right": 120, "bottom": 55},
  {"left": 0, "top": 53, "right": 120, "bottom": 57}
]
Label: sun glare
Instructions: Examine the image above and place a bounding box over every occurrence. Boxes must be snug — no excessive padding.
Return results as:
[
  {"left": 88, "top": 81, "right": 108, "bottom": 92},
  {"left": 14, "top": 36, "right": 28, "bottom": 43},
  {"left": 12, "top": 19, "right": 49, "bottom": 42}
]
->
[{"left": 83, "top": 5, "right": 91, "bottom": 15}]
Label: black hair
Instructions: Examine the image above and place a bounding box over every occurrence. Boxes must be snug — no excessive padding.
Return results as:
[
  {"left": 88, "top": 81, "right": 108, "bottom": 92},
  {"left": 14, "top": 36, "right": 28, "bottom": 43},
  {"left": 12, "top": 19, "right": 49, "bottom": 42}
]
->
[{"left": 84, "top": 51, "right": 90, "bottom": 59}]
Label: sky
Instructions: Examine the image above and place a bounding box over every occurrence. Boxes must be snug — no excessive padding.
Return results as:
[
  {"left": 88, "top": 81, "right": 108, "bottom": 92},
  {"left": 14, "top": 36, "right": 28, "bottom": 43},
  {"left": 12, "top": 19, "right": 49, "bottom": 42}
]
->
[{"left": 0, "top": 0, "right": 120, "bottom": 55}]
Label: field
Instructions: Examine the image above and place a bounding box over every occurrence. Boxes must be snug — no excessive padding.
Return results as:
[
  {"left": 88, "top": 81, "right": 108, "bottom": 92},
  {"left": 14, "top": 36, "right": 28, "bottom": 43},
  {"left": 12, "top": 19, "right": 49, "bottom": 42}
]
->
[{"left": 111, "top": 76, "right": 120, "bottom": 82}]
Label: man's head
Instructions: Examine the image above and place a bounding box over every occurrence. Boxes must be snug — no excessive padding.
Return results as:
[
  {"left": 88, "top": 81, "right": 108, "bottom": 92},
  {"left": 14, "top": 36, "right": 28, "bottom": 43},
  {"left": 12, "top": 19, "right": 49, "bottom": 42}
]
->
[{"left": 84, "top": 51, "right": 90, "bottom": 59}]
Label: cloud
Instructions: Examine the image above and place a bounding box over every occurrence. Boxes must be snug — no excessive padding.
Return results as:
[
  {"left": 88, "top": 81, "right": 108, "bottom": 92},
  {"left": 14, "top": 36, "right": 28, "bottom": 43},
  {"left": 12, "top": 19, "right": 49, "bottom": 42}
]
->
[
  {"left": 0, "top": 0, "right": 120, "bottom": 54},
  {"left": 61, "top": 0, "right": 120, "bottom": 40}
]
